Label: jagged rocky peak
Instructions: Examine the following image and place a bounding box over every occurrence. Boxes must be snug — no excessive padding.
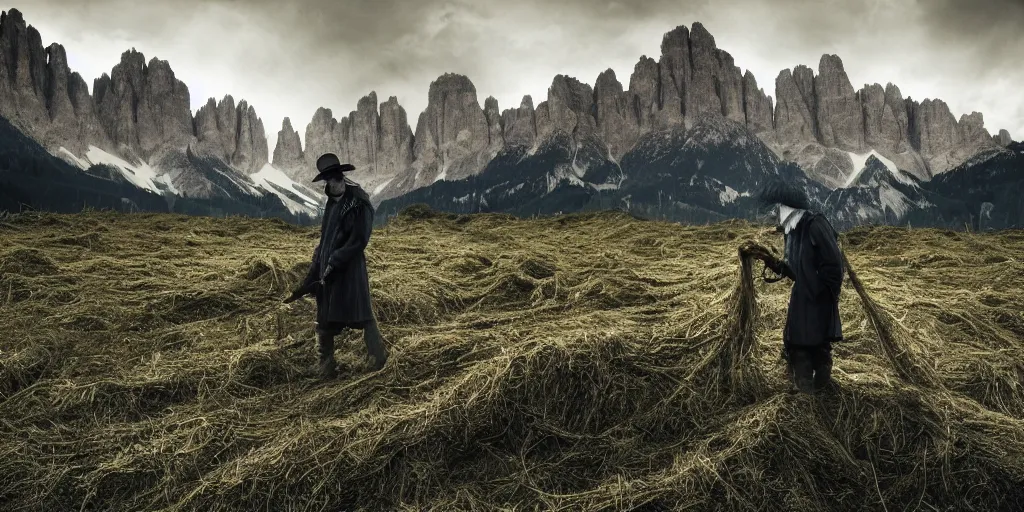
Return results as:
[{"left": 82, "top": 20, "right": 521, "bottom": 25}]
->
[
  {"left": 742, "top": 70, "right": 774, "bottom": 138},
  {"left": 773, "top": 67, "right": 817, "bottom": 146},
  {"left": 0, "top": 9, "right": 52, "bottom": 140},
  {"left": 412, "top": 72, "right": 489, "bottom": 172},
  {"left": 377, "top": 95, "right": 415, "bottom": 178},
  {"left": 958, "top": 111, "right": 992, "bottom": 146},
  {"left": 340, "top": 90, "right": 382, "bottom": 172},
  {"left": 658, "top": 22, "right": 744, "bottom": 125},
  {"left": 860, "top": 82, "right": 909, "bottom": 155},
  {"left": 908, "top": 98, "right": 961, "bottom": 161},
  {"left": 501, "top": 94, "right": 538, "bottom": 146},
  {"left": 627, "top": 55, "right": 659, "bottom": 130},
  {"left": 699, "top": 23, "right": 744, "bottom": 123},
  {"left": 358, "top": 91, "right": 378, "bottom": 110},
  {"left": 303, "top": 106, "right": 340, "bottom": 171},
  {"left": 655, "top": 25, "right": 690, "bottom": 127},
  {"left": 215, "top": 94, "right": 240, "bottom": 159},
  {"left": 905, "top": 97, "right": 1000, "bottom": 175},
  {"left": 230, "top": 98, "right": 269, "bottom": 174},
  {"left": 767, "top": 49, "right": 1000, "bottom": 179},
  {"left": 595, "top": 68, "right": 638, "bottom": 159},
  {"left": 272, "top": 116, "right": 304, "bottom": 175},
  {"left": 378, "top": 72, "right": 495, "bottom": 195},
  {"left": 994, "top": 129, "right": 1014, "bottom": 146},
  {"left": 194, "top": 97, "right": 221, "bottom": 151},
  {"left": 427, "top": 72, "right": 480, "bottom": 100},
  {"left": 43, "top": 43, "right": 73, "bottom": 119},
  {"left": 538, "top": 73, "right": 596, "bottom": 139},
  {"left": 595, "top": 68, "right": 624, "bottom": 95},
  {"left": 814, "top": 54, "right": 864, "bottom": 151},
  {"left": 4, "top": 19, "right": 113, "bottom": 156},
  {"left": 482, "top": 95, "right": 504, "bottom": 149},
  {"left": 792, "top": 65, "right": 816, "bottom": 108},
  {"left": 93, "top": 48, "right": 194, "bottom": 161},
  {"left": 299, "top": 93, "right": 415, "bottom": 186},
  {"left": 193, "top": 94, "right": 269, "bottom": 173}
]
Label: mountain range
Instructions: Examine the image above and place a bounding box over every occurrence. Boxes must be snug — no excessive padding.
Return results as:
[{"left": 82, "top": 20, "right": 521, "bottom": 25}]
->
[{"left": 0, "top": 7, "right": 1020, "bottom": 229}]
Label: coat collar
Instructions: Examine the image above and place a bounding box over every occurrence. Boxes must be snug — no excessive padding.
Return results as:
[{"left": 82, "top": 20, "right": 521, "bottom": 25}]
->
[{"left": 783, "top": 209, "right": 806, "bottom": 234}]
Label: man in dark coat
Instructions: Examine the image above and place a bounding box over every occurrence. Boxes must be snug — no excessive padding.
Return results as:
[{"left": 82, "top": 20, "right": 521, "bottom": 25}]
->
[
  {"left": 285, "top": 153, "right": 388, "bottom": 379},
  {"left": 758, "top": 179, "right": 844, "bottom": 393}
]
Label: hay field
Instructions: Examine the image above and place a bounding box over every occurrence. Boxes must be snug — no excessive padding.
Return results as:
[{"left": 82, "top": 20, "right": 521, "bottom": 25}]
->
[{"left": 2, "top": 205, "right": 1024, "bottom": 511}]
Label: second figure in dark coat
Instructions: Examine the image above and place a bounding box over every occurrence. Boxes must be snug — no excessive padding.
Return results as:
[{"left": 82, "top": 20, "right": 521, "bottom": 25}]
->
[{"left": 760, "top": 180, "right": 844, "bottom": 393}]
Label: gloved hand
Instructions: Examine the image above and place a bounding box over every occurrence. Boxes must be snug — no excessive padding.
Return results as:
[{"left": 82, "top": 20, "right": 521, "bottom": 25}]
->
[
  {"left": 320, "top": 264, "right": 334, "bottom": 286},
  {"left": 764, "top": 257, "right": 783, "bottom": 275},
  {"left": 283, "top": 279, "right": 318, "bottom": 303}
]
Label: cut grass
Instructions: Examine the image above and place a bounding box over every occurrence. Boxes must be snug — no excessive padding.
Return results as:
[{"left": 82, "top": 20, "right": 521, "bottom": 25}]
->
[{"left": 1, "top": 207, "right": 1023, "bottom": 510}]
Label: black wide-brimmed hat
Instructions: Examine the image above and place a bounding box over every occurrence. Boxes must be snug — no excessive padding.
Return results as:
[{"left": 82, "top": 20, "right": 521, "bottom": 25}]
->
[
  {"left": 312, "top": 153, "right": 355, "bottom": 182},
  {"left": 757, "top": 178, "right": 811, "bottom": 211}
]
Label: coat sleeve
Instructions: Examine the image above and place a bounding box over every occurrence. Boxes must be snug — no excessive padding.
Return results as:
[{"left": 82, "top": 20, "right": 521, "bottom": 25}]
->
[
  {"left": 809, "top": 216, "right": 843, "bottom": 300},
  {"left": 327, "top": 203, "right": 372, "bottom": 269},
  {"left": 777, "top": 259, "right": 798, "bottom": 281},
  {"left": 775, "top": 234, "right": 797, "bottom": 281}
]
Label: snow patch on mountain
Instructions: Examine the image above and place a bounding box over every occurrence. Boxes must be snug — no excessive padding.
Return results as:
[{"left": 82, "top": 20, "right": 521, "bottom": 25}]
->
[
  {"left": 877, "top": 184, "right": 914, "bottom": 217},
  {"left": 58, "top": 147, "right": 89, "bottom": 169},
  {"left": 484, "top": 181, "right": 510, "bottom": 195},
  {"left": 843, "top": 150, "right": 910, "bottom": 187},
  {"left": 546, "top": 165, "right": 585, "bottom": 193},
  {"left": 719, "top": 185, "right": 740, "bottom": 204},
  {"left": 222, "top": 168, "right": 262, "bottom": 196},
  {"left": 83, "top": 146, "right": 177, "bottom": 194},
  {"left": 373, "top": 178, "right": 395, "bottom": 195},
  {"left": 250, "top": 163, "right": 320, "bottom": 214}
]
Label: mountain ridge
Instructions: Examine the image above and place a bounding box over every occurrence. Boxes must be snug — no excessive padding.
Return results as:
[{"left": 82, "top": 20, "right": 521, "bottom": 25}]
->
[{"left": 0, "top": 7, "right": 1017, "bottom": 222}]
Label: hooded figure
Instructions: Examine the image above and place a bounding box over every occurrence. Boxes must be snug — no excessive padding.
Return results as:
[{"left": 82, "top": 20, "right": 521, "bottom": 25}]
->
[
  {"left": 758, "top": 179, "right": 843, "bottom": 393},
  {"left": 285, "top": 153, "right": 388, "bottom": 379}
]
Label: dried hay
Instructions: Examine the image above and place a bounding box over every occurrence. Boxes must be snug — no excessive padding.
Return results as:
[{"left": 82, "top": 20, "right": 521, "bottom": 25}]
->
[{"left": 0, "top": 209, "right": 1023, "bottom": 510}]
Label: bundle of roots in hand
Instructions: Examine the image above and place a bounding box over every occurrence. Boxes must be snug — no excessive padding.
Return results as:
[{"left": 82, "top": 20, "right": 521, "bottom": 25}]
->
[
  {"left": 737, "top": 238, "right": 942, "bottom": 390},
  {"left": 688, "top": 241, "right": 776, "bottom": 400}
]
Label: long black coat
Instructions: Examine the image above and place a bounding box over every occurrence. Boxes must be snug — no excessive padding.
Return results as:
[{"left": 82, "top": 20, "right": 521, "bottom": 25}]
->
[
  {"left": 778, "top": 212, "right": 844, "bottom": 347},
  {"left": 302, "top": 186, "right": 375, "bottom": 328}
]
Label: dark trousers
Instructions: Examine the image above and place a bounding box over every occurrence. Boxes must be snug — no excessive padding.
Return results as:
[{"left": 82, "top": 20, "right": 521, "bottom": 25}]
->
[{"left": 783, "top": 343, "right": 833, "bottom": 393}]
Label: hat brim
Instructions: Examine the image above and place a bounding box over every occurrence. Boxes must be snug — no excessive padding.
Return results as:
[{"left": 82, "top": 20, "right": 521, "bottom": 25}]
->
[
  {"left": 756, "top": 179, "right": 811, "bottom": 211},
  {"left": 311, "top": 163, "right": 355, "bottom": 182}
]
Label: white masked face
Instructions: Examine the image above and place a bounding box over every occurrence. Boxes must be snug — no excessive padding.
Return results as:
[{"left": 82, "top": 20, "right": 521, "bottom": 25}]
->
[{"left": 778, "top": 204, "right": 794, "bottom": 226}]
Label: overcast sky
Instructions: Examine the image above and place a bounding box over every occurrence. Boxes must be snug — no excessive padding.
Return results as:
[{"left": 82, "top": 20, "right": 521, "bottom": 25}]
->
[{"left": 15, "top": 0, "right": 1024, "bottom": 154}]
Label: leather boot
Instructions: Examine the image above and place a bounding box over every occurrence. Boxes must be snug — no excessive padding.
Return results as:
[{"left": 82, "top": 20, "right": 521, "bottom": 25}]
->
[
  {"left": 789, "top": 347, "right": 816, "bottom": 394},
  {"left": 363, "top": 319, "right": 388, "bottom": 371},
  {"left": 812, "top": 350, "right": 834, "bottom": 392},
  {"left": 317, "top": 333, "right": 338, "bottom": 379}
]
